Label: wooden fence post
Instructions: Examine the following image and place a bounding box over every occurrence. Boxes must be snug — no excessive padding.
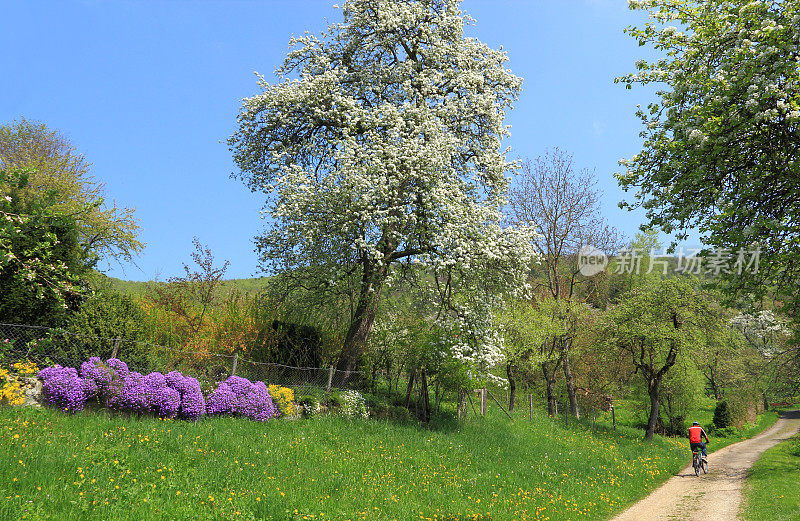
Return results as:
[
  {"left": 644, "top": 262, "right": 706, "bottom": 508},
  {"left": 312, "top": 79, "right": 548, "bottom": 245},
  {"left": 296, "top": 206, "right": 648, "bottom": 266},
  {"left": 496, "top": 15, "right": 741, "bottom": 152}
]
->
[
  {"left": 611, "top": 405, "right": 616, "bottom": 430},
  {"left": 231, "top": 353, "right": 239, "bottom": 377},
  {"left": 111, "top": 337, "right": 121, "bottom": 359},
  {"left": 480, "top": 388, "right": 487, "bottom": 416},
  {"left": 326, "top": 366, "right": 334, "bottom": 392}
]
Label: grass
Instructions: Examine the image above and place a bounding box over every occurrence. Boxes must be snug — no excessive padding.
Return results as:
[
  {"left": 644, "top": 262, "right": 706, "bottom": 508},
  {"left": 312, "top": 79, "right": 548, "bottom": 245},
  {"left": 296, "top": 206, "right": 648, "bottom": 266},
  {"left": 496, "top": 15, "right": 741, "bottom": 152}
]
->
[
  {"left": 607, "top": 397, "right": 780, "bottom": 453},
  {"left": 743, "top": 433, "right": 800, "bottom": 521},
  {"left": 0, "top": 405, "right": 692, "bottom": 521}
]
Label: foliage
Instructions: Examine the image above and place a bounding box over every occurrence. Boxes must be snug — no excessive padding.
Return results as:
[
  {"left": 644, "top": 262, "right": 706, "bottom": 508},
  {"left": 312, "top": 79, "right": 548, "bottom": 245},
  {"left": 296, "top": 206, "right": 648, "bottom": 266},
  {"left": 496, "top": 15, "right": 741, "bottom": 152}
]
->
[
  {"left": 297, "top": 395, "right": 320, "bottom": 417},
  {"left": 0, "top": 169, "right": 91, "bottom": 326},
  {"left": 657, "top": 360, "right": 702, "bottom": 435},
  {"left": 267, "top": 384, "right": 296, "bottom": 417},
  {"left": 617, "top": 0, "right": 800, "bottom": 330},
  {"left": 55, "top": 289, "right": 150, "bottom": 368},
  {"left": 0, "top": 119, "right": 143, "bottom": 263},
  {"left": 229, "top": 0, "right": 536, "bottom": 372},
  {"left": 147, "top": 238, "right": 229, "bottom": 339},
  {"left": 600, "top": 277, "right": 718, "bottom": 439},
  {"left": 267, "top": 321, "right": 322, "bottom": 367},
  {"left": 713, "top": 400, "right": 732, "bottom": 429}
]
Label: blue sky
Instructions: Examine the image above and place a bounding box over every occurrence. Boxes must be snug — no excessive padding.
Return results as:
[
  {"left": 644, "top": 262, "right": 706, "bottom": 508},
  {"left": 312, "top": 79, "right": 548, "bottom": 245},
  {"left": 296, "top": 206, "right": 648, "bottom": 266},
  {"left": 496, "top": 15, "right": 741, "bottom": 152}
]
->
[{"left": 1, "top": 0, "right": 663, "bottom": 281}]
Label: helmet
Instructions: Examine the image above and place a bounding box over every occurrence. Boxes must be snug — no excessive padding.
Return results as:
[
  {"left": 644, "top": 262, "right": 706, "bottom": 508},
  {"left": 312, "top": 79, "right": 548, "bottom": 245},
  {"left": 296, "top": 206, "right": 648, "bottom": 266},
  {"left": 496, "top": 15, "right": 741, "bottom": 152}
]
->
[{"left": 692, "top": 421, "right": 700, "bottom": 425}]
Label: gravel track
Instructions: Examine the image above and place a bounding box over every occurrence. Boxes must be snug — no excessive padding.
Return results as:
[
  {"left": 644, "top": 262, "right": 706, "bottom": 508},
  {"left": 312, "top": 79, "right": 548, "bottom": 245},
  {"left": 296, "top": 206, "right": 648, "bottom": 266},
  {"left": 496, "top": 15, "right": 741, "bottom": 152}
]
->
[{"left": 609, "top": 410, "right": 800, "bottom": 521}]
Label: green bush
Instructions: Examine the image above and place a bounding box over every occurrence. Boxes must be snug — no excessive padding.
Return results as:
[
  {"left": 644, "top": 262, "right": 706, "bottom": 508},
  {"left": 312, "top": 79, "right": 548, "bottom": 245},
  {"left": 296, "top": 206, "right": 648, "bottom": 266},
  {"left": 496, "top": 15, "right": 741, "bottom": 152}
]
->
[
  {"left": 327, "top": 392, "right": 342, "bottom": 408},
  {"left": 297, "top": 395, "right": 321, "bottom": 417},
  {"left": 789, "top": 434, "right": 800, "bottom": 457},
  {"left": 713, "top": 400, "right": 732, "bottom": 429},
  {"left": 712, "top": 426, "right": 739, "bottom": 438},
  {"left": 48, "top": 290, "right": 152, "bottom": 370}
]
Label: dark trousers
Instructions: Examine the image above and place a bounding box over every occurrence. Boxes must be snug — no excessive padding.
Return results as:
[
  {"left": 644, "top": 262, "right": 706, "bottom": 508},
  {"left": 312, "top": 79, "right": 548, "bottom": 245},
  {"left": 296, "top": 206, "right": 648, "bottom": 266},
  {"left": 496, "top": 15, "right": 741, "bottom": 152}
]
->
[{"left": 690, "top": 442, "right": 707, "bottom": 457}]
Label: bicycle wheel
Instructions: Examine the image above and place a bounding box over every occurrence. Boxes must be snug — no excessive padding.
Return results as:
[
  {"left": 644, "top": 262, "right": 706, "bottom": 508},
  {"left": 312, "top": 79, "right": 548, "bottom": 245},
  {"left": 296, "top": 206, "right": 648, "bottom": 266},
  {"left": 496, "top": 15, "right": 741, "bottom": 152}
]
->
[
  {"left": 702, "top": 459, "right": 708, "bottom": 474},
  {"left": 694, "top": 456, "right": 700, "bottom": 476}
]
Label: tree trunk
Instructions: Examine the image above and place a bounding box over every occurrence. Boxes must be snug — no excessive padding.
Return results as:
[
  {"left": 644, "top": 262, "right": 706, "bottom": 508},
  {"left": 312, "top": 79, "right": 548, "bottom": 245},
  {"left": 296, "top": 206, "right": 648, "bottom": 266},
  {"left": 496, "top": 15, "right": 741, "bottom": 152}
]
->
[
  {"left": 419, "top": 369, "right": 430, "bottom": 423},
  {"left": 542, "top": 360, "right": 557, "bottom": 416},
  {"left": 404, "top": 368, "right": 416, "bottom": 409},
  {"left": 562, "top": 343, "right": 580, "bottom": 419},
  {"left": 335, "top": 262, "right": 387, "bottom": 379},
  {"left": 506, "top": 361, "right": 516, "bottom": 412},
  {"left": 645, "top": 382, "right": 660, "bottom": 441}
]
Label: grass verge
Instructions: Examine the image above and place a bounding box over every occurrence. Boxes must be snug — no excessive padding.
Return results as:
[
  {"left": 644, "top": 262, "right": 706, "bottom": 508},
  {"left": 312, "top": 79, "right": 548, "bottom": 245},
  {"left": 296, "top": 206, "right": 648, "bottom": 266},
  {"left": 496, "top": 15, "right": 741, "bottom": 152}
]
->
[{"left": 743, "top": 433, "right": 800, "bottom": 521}]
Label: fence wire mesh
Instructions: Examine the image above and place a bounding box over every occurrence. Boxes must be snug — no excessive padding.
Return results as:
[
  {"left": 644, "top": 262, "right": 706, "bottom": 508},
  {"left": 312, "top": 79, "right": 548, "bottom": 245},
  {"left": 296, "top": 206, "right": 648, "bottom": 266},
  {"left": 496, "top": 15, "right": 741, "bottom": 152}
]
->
[
  {"left": 0, "top": 322, "right": 368, "bottom": 395},
  {"left": 1, "top": 322, "right": 615, "bottom": 428}
]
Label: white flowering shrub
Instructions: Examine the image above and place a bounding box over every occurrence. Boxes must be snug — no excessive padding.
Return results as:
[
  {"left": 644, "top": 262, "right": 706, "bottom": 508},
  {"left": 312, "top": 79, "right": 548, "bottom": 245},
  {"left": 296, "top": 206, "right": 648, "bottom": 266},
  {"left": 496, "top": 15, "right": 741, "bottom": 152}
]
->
[
  {"left": 339, "top": 390, "right": 368, "bottom": 419},
  {"left": 301, "top": 401, "right": 321, "bottom": 417}
]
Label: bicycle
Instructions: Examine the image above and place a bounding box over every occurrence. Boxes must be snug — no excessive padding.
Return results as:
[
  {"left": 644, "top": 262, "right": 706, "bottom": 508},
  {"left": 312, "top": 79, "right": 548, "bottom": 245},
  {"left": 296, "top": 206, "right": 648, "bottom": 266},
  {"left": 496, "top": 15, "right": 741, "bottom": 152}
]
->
[{"left": 692, "top": 450, "right": 708, "bottom": 476}]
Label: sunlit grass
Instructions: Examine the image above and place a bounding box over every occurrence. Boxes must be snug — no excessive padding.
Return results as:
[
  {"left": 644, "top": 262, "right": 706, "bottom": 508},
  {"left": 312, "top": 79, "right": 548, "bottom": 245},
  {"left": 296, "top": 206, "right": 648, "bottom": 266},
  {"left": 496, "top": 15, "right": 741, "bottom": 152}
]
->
[
  {"left": 0, "top": 405, "right": 695, "bottom": 521},
  {"left": 744, "top": 433, "right": 800, "bottom": 521}
]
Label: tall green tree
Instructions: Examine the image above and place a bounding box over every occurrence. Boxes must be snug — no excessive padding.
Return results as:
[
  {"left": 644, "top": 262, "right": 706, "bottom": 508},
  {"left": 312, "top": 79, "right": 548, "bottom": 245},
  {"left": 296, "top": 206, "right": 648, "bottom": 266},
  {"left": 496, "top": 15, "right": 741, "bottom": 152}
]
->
[
  {"left": 601, "top": 278, "right": 717, "bottom": 440},
  {"left": 0, "top": 119, "right": 143, "bottom": 264},
  {"left": 617, "top": 0, "right": 800, "bottom": 325},
  {"left": 229, "top": 0, "right": 534, "bottom": 373},
  {"left": 0, "top": 170, "right": 92, "bottom": 326}
]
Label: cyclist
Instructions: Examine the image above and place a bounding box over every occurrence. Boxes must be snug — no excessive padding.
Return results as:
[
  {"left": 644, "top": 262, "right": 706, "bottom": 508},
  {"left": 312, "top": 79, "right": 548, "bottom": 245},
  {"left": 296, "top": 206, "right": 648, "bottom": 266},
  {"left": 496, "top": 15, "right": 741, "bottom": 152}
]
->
[{"left": 689, "top": 421, "right": 709, "bottom": 461}]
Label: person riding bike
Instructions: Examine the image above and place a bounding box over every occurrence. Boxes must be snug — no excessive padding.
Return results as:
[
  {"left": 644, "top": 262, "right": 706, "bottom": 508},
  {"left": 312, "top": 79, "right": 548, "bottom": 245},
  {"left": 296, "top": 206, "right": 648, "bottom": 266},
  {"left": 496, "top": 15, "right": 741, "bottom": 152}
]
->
[{"left": 689, "top": 421, "right": 709, "bottom": 461}]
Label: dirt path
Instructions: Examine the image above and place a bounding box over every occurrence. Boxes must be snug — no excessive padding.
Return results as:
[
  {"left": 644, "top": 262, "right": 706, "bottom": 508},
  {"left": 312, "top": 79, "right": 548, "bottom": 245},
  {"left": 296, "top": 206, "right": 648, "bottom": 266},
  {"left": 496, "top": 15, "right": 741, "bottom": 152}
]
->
[{"left": 609, "top": 410, "right": 800, "bottom": 521}]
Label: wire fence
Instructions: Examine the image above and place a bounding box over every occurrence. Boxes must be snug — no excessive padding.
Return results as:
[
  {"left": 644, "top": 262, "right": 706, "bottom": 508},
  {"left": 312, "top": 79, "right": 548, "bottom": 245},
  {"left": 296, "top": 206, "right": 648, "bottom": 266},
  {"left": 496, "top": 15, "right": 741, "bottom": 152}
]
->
[
  {"left": 0, "top": 322, "right": 616, "bottom": 428},
  {"left": 0, "top": 322, "right": 369, "bottom": 397}
]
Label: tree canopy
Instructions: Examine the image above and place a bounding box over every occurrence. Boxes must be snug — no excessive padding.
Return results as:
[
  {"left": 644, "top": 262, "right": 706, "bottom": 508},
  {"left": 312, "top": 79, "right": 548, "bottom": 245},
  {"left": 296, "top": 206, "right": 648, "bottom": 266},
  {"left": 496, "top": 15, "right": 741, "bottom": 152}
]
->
[
  {"left": 229, "top": 0, "right": 535, "bottom": 373},
  {"left": 617, "top": 0, "right": 800, "bottom": 324},
  {"left": 0, "top": 119, "right": 143, "bottom": 265}
]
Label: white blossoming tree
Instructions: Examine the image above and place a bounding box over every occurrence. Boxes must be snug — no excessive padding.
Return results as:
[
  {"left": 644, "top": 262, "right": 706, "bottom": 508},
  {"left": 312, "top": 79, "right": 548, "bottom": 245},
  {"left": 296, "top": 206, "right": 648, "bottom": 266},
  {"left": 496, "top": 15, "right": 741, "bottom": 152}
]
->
[
  {"left": 617, "top": 0, "right": 800, "bottom": 326},
  {"left": 229, "top": 0, "right": 535, "bottom": 374}
]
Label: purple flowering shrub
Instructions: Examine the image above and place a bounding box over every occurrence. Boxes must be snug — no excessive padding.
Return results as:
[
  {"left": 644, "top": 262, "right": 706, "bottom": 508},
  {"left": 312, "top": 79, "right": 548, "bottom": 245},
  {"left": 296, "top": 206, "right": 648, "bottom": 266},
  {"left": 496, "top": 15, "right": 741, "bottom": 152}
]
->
[
  {"left": 206, "top": 375, "right": 277, "bottom": 422},
  {"left": 38, "top": 365, "right": 98, "bottom": 412},
  {"left": 39, "top": 358, "right": 205, "bottom": 421}
]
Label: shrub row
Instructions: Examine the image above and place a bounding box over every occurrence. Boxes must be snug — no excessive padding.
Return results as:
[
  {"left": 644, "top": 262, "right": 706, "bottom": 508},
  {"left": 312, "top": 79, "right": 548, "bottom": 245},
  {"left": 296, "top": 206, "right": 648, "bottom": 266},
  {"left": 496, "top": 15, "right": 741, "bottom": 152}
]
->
[{"left": 36, "top": 358, "right": 295, "bottom": 422}]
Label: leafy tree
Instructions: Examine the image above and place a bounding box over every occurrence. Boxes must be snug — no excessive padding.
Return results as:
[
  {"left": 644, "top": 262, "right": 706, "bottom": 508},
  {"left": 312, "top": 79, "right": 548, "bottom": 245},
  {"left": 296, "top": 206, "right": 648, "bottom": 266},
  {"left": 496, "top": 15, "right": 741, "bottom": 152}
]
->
[
  {"left": 229, "top": 0, "right": 534, "bottom": 374},
  {"left": 497, "top": 296, "right": 580, "bottom": 413},
  {"left": 617, "top": 1, "right": 800, "bottom": 327},
  {"left": 507, "top": 149, "right": 621, "bottom": 417},
  {"left": 0, "top": 119, "right": 143, "bottom": 263},
  {"left": 601, "top": 277, "right": 717, "bottom": 440},
  {"left": 0, "top": 169, "right": 91, "bottom": 326}
]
